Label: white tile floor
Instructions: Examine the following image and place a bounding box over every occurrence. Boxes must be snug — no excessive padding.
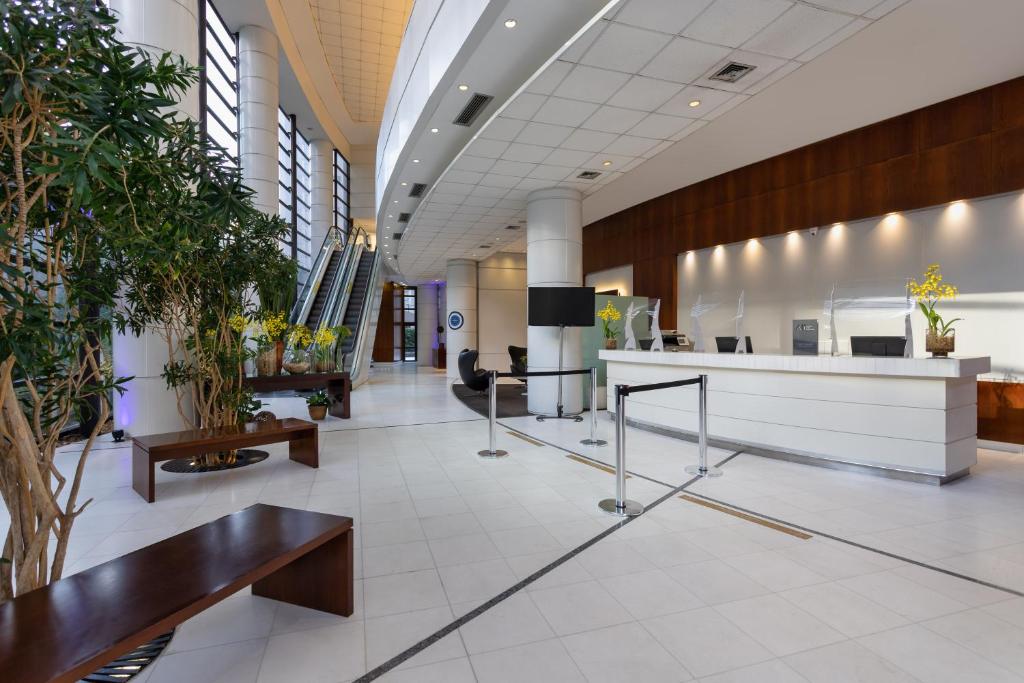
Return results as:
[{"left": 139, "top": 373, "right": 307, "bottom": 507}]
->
[{"left": 9, "top": 365, "right": 1024, "bottom": 682}]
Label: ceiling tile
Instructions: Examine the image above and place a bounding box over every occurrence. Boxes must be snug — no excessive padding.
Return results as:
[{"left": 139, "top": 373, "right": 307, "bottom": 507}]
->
[
  {"left": 561, "top": 128, "right": 618, "bottom": 152},
  {"left": 554, "top": 65, "right": 632, "bottom": 104},
  {"left": 642, "top": 139, "right": 675, "bottom": 158},
  {"left": 797, "top": 16, "right": 870, "bottom": 61},
  {"left": 812, "top": 0, "right": 886, "bottom": 14},
  {"left": 742, "top": 4, "right": 853, "bottom": 59},
  {"left": 480, "top": 116, "right": 527, "bottom": 142},
  {"left": 502, "top": 92, "right": 548, "bottom": 120},
  {"left": 501, "top": 143, "right": 553, "bottom": 163},
  {"left": 516, "top": 177, "right": 556, "bottom": 191},
  {"left": 613, "top": 0, "right": 714, "bottom": 34},
  {"left": 527, "top": 165, "right": 575, "bottom": 181},
  {"left": 525, "top": 60, "right": 574, "bottom": 95},
  {"left": 479, "top": 173, "right": 522, "bottom": 188},
  {"left": 865, "top": 0, "right": 909, "bottom": 19},
  {"left": 583, "top": 152, "right": 635, "bottom": 170},
  {"left": 605, "top": 75, "right": 683, "bottom": 111},
  {"left": 444, "top": 170, "right": 484, "bottom": 185},
  {"left": 453, "top": 155, "right": 496, "bottom": 173},
  {"left": 559, "top": 21, "right": 605, "bottom": 63},
  {"left": 515, "top": 121, "right": 576, "bottom": 147},
  {"left": 627, "top": 112, "right": 695, "bottom": 139},
  {"left": 602, "top": 135, "right": 662, "bottom": 156},
  {"left": 466, "top": 138, "right": 509, "bottom": 159},
  {"left": 659, "top": 84, "right": 736, "bottom": 117},
  {"left": 581, "top": 105, "right": 648, "bottom": 134},
  {"left": 489, "top": 159, "right": 538, "bottom": 176},
  {"left": 683, "top": 0, "right": 793, "bottom": 47},
  {"left": 670, "top": 118, "right": 708, "bottom": 140},
  {"left": 532, "top": 96, "right": 600, "bottom": 127},
  {"left": 542, "top": 148, "right": 595, "bottom": 167},
  {"left": 640, "top": 36, "right": 732, "bottom": 83},
  {"left": 578, "top": 22, "right": 673, "bottom": 73}
]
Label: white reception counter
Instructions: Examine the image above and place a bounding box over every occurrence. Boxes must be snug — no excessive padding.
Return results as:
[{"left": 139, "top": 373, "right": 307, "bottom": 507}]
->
[{"left": 599, "top": 350, "right": 991, "bottom": 483}]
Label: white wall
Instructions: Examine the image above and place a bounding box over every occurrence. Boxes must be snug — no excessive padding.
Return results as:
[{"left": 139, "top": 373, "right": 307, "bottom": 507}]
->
[
  {"left": 479, "top": 253, "right": 527, "bottom": 372},
  {"left": 676, "top": 191, "right": 1024, "bottom": 381},
  {"left": 417, "top": 283, "right": 446, "bottom": 367},
  {"left": 586, "top": 264, "right": 633, "bottom": 296}
]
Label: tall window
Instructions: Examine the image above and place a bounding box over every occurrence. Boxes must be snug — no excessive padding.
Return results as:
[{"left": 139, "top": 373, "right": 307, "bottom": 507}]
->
[
  {"left": 199, "top": 0, "right": 239, "bottom": 165},
  {"left": 392, "top": 286, "right": 417, "bottom": 362},
  {"left": 277, "top": 109, "right": 313, "bottom": 285},
  {"left": 333, "top": 149, "right": 350, "bottom": 235}
]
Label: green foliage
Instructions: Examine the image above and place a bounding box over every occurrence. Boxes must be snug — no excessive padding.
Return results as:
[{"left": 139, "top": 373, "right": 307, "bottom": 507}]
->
[
  {"left": 306, "top": 389, "right": 330, "bottom": 407},
  {"left": 257, "top": 257, "right": 298, "bottom": 316}
]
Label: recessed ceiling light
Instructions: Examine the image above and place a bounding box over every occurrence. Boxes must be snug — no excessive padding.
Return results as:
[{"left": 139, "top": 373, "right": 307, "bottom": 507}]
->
[
  {"left": 504, "top": 18, "right": 517, "bottom": 28},
  {"left": 388, "top": 214, "right": 393, "bottom": 218},
  {"left": 401, "top": 182, "right": 407, "bottom": 186},
  {"left": 412, "top": 159, "right": 420, "bottom": 163},
  {"left": 602, "top": 160, "right": 612, "bottom": 167},
  {"left": 430, "top": 128, "right": 439, "bottom": 133},
  {"left": 688, "top": 99, "right": 701, "bottom": 108},
  {"left": 457, "top": 84, "right": 469, "bottom": 91},
  {"left": 393, "top": 200, "right": 398, "bottom": 204}
]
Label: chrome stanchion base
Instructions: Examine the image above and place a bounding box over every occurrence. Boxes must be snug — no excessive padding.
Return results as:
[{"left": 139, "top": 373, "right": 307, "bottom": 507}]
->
[
  {"left": 684, "top": 465, "right": 723, "bottom": 478},
  {"left": 598, "top": 498, "right": 644, "bottom": 517},
  {"left": 580, "top": 438, "right": 608, "bottom": 446},
  {"left": 536, "top": 414, "right": 585, "bottom": 423},
  {"left": 477, "top": 449, "right": 509, "bottom": 458}
]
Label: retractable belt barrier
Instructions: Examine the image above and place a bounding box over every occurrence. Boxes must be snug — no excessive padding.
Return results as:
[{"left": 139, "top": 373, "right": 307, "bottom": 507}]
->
[{"left": 598, "top": 374, "right": 719, "bottom": 518}]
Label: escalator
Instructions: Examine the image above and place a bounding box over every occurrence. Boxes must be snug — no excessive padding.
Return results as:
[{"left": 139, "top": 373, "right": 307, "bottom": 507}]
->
[
  {"left": 338, "top": 251, "right": 376, "bottom": 359},
  {"left": 305, "top": 249, "right": 344, "bottom": 330}
]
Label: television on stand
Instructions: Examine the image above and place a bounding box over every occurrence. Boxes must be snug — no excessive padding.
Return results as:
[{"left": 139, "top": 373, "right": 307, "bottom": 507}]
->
[{"left": 527, "top": 286, "right": 595, "bottom": 421}]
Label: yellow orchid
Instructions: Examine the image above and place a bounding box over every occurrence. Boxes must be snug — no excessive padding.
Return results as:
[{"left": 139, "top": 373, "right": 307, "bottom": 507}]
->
[
  {"left": 289, "top": 324, "right": 313, "bottom": 349},
  {"left": 908, "top": 264, "right": 960, "bottom": 337},
  {"left": 597, "top": 301, "right": 621, "bottom": 340}
]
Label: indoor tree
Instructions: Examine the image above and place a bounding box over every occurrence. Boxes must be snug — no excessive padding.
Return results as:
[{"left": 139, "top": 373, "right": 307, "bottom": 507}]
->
[{"left": 0, "top": 0, "right": 193, "bottom": 600}]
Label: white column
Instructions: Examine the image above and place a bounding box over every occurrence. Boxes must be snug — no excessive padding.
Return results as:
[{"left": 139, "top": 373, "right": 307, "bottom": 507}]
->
[
  {"left": 446, "top": 260, "right": 478, "bottom": 379},
  {"left": 109, "top": 0, "right": 199, "bottom": 436},
  {"left": 238, "top": 25, "right": 279, "bottom": 215},
  {"left": 311, "top": 139, "right": 334, "bottom": 250},
  {"left": 527, "top": 188, "right": 584, "bottom": 415}
]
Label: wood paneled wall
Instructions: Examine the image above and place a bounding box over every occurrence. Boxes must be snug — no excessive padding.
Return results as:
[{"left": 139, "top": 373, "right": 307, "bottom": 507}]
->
[
  {"left": 583, "top": 76, "right": 1024, "bottom": 329},
  {"left": 979, "top": 381, "right": 1024, "bottom": 445},
  {"left": 372, "top": 282, "right": 395, "bottom": 363}
]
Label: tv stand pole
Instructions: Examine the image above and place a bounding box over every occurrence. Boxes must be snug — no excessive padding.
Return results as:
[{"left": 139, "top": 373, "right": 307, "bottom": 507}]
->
[{"left": 537, "top": 324, "right": 584, "bottom": 423}]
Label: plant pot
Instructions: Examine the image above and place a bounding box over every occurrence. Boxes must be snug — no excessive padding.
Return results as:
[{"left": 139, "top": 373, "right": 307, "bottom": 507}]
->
[
  {"left": 313, "top": 357, "right": 334, "bottom": 373},
  {"left": 605, "top": 338, "right": 618, "bottom": 350},
  {"left": 256, "top": 348, "right": 277, "bottom": 376},
  {"left": 274, "top": 340, "right": 284, "bottom": 374},
  {"left": 926, "top": 330, "right": 955, "bottom": 357},
  {"left": 307, "top": 405, "right": 328, "bottom": 421},
  {"left": 283, "top": 347, "right": 310, "bottom": 374}
]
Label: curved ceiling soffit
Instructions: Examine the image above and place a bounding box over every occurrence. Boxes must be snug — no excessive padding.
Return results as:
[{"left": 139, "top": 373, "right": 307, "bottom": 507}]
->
[{"left": 266, "top": 0, "right": 377, "bottom": 151}]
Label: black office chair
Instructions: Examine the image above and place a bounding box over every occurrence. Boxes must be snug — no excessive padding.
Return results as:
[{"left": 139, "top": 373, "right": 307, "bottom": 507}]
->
[
  {"left": 508, "top": 345, "right": 528, "bottom": 380},
  {"left": 458, "top": 349, "right": 489, "bottom": 392}
]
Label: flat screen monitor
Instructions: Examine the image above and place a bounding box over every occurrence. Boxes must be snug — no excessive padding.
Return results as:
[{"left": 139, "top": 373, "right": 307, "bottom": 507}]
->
[
  {"left": 716, "top": 336, "right": 753, "bottom": 353},
  {"left": 850, "top": 336, "right": 906, "bottom": 357},
  {"left": 528, "top": 287, "right": 595, "bottom": 327}
]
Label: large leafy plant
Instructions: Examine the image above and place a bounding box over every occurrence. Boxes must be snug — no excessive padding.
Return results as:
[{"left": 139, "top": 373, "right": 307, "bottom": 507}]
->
[{"left": 0, "top": 0, "right": 192, "bottom": 600}]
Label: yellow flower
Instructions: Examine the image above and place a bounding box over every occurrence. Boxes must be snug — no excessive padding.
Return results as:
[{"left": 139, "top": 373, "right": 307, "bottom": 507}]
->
[
  {"left": 313, "top": 326, "right": 337, "bottom": 347},
  {"left": 229, "top": 313, "right": 248, "bottom": 334},
  {"left": 289, "top": 324, "right": 313, "bottom": 349},
  {"left": 597, "top": 301, "right": 621, "bottom": 322},
  {"left": 262, "top": 311, "right": 289, "bottom": 341}
]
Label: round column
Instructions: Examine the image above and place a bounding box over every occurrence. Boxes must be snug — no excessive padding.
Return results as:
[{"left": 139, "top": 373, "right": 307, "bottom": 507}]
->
[
  {"left": 527, "top": 187, "right": 584, "bottom": 415},
  {"left": 446, "top": 259, "right": 478, "bottom": 379},
  {"left": 310, "top": 139, "right": 334, "bottom": 249},
  {"left": 238, "top": 25, "right": 280, "bottom": 215},
  {"left": 109, "top": 0, "right": 200, "bottom": 437}
]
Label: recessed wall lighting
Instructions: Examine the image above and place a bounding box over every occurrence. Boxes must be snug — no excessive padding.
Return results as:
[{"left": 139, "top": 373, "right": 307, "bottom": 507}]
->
[
  {"left": 400, "top": 182, "right": 407, "bottom": 186},
  {"left": 412, "top": 159, "right": 420, "bottom": 164},
  {"left": 457, "top": 84, "right": 469, "bottom": 91},
  {"left": 393, "top": 200, "right": 398, "bottom": 204},
  {"left": 688, "top": 99, "right": 701, "bottom": 108},
  {"left": 430, "top": 128, "right": 439, "bottom": 133},
  {"left": 602, "top": 160, "right": 612, "bottom": 166},
  {"left": 504, "top": 18, "right": 517, "bottom": 28}
]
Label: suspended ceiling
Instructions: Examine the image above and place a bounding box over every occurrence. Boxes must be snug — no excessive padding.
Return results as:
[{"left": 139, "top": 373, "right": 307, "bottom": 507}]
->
[{"left": 308, "top": 0, "right": 414, "bottom": 124}]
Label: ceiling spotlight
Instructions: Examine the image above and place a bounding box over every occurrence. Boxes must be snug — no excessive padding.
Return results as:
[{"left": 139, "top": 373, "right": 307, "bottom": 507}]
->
[
  {"left": 504, "top": 18, "right": 517, "bottom": 28},
  {"left": 688, "top": 99, "right": 701, "bottom": 108},
  {"left": 412, "top": 159, "right": 420, "bottom": 163},
  {"left": 430, "top": 127, "right": 439, "bottom": 133},
  {"left": 602, "top": 160, "right": 612, "bottom": 167},
  {"left": 393, "top": 200, "right": 398, "bottom": 204},
  {"left": 457, "top": 84, "right": 469, "bottom": 91}
]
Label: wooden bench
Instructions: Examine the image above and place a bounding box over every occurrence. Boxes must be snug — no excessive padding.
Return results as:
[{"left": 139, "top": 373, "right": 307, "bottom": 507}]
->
[
  {"left": 132, "top": 418, "right": 318, "bottom": 503},
  {"left": 243, "top": 371, "right": 351, "bottom": 418},
  {"left": 0, "top": 504, "right": 352, "bottom": 683}
]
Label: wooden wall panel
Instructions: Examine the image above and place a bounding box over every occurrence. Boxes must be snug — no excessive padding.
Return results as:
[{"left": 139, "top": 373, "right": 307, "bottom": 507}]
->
[
  {"left": 372, "top": 282, "right": 395, "bottom": 363},
  {"left": 583, "top": 76, "right": 1024, "bottom": 331},
  {"left": 978, "top": 381, "right": 1024, "bottom": 445}
]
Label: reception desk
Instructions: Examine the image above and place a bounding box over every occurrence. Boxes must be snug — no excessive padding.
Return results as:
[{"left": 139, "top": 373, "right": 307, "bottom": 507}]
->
[{"left": 600, "top": 350, "right": 991, "bottom": 484}]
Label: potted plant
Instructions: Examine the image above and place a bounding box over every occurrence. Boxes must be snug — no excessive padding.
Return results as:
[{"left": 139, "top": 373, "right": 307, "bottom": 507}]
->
[
  {"left": 908, "top": 264, "right": 961, "bottom": 357},
  {"left": 259, "top": 310, "right": 289, "bottom": 375},
  {"left": 597, "top": 301, "right": 622, "bottom": 349},
  {"left": 311, "top": 325, "right": 351, "bottom": 373},
  {"left": 306, "top": 390, "right": 330, "bottom": 420},
  {"left": 284, "top": 324, "right": 312, "bottom": 374}
]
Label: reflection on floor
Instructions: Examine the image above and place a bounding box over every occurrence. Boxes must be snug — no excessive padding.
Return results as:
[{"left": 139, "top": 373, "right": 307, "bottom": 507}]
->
[{"left": 12, "top": 364, "right": 1024, "bottom": 682}]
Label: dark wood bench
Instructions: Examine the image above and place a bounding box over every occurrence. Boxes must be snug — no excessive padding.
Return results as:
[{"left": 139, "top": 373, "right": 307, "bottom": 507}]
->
[
  {"left": 132, "top": 418, "right": 318, "bottom": 502},
  {"left": 0, "top": 504, "right": 353, "bottom": 683},
  {"left": 243, "top": 371, "right": 351, "bottom": 418}
]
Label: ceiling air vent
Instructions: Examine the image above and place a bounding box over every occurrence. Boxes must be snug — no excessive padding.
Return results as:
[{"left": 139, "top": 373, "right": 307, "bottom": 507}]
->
[
  {"left": 478, "top": 244, "right": 491, "bottom": 249},
  {"left": 505, "top": 225, "right": 520, "bottom": 230},
  {"left": 397, "top": 212, "right": 411, "bottom": 223},
  {"left": 408, "top": 183, "right": 427, "bottom": 198},
  {"left": 577, "top": 170, "right": 602, "bottom": 180},
  {"left": 709, "top": 61, "right": 756, "bottom": 83},
  {"left": 453, "top": 93, "right": 494, "bottom": 127},
  {"left": 392, "top": 232, "right": 403, "bottom": 240}
]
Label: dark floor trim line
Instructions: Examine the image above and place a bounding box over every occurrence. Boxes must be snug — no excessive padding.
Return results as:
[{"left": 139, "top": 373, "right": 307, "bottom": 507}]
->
[
  {"left": 682, "top": 489, "right": 1024, "bottom": 598},
  {"left": 679, "top": 494, "right": 812, "bottom": 540},
  {"left": 506, "top": 431, "right": 544, "bottom": 447},
  {"left": 322, "top": 417, "right": 486, "bottom": 433},
  {"left": 352, "top": 450, "right": 742, "bottom": 682}
]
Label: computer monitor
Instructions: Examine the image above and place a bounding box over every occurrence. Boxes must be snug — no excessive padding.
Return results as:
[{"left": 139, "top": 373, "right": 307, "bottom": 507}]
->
[
  {"left": 850, "top": 336, "right": 906, "bottom": 357},
  {"left": 715, "top": 336, "right": 753, "bottom": 353}
]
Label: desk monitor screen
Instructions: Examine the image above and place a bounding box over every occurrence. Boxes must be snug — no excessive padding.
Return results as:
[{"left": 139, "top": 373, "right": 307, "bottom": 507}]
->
[
  {"left": 716, "top": 336, "right": 753, "bottom": 353},
  {"left": 527, "top": 287, "right": 595, "bottom": 327},
  {"left": 850, "top": 336, "right": 906, "bottom": 357}
]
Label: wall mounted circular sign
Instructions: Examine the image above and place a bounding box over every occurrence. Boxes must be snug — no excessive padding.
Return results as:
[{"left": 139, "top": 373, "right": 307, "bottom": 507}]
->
[{"left": 448, "top": 311, "right": 465, "bottom": 331}]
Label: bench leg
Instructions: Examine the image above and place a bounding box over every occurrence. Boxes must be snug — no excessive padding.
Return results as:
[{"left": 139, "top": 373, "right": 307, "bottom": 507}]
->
[
  {"left": 289, "top": 429, "right": 319, "bottom": 468},
  {"left": 327, "top": 378, "right": 350, "bottom": 419},
  {"left": 133, "top": 445, "right": 155, "bottom": 503},
  {"left": 252, "top": 528, "right": 353, "bottom": 616}
]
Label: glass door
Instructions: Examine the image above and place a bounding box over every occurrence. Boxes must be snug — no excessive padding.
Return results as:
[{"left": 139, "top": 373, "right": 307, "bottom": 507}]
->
[{"left": 392, "top": 286, "right": 417, "bottom": 362}]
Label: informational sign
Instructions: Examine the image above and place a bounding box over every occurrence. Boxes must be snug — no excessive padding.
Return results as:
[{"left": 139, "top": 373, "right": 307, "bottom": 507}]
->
[{"left": 447, "top": 311, "right": 464, "bottom": 331}]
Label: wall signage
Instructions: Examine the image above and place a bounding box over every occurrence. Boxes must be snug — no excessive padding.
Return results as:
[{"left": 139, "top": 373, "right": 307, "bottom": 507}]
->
[{"left": 447, "top": 311, "right": 464, "bottom": 331}]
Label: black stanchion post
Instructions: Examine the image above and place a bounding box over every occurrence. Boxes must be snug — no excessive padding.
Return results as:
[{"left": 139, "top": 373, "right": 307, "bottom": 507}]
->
[{"left": 478, "top": 370, "right": 508, "bottom": 458}]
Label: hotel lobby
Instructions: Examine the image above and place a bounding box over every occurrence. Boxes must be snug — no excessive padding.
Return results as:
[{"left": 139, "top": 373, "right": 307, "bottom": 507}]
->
[{"left": 3, "top": 0, "right": 1024, "bottom": 682}]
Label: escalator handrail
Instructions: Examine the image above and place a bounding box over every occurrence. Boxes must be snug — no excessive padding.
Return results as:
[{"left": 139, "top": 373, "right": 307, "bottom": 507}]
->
[
  {"left": 291, "top": 225, "right": 346, "bottom": 324},
  {"left": 347, "top": 250, "right": 383, "bottom": 379}
]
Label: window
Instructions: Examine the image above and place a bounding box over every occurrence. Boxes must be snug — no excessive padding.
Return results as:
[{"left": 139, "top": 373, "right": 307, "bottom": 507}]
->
[
  {"left": 392, "top": 286, "right": 417, "bottom": 362},
  {"left": 199, "top": 0, "right": 239, "bottom": 165},
  {"left": 333, "top": 150, "right": 350, "bottom": 236},
  {"left": 277, "top": 109, "right": 313, "bottom": 285}
]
